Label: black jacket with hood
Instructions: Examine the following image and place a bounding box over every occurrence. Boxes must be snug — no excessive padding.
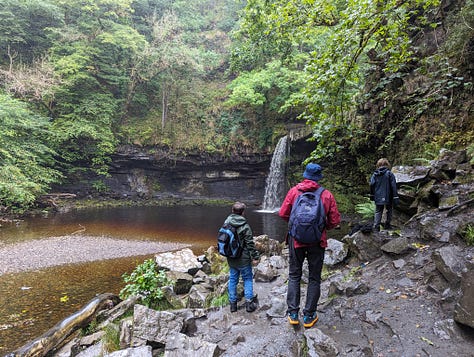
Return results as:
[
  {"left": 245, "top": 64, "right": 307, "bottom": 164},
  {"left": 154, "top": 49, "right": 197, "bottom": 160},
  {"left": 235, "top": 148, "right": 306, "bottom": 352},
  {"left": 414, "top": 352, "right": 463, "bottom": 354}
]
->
[{"left": 370, "top": 166, "right": 399, "bottom": 206}]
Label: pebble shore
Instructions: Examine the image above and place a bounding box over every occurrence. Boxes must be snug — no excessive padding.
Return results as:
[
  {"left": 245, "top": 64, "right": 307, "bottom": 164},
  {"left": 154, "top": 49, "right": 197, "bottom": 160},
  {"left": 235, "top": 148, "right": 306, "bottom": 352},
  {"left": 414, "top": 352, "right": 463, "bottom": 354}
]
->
[{"left": 0, "top": 235, "right": 188, "bottom": 275}]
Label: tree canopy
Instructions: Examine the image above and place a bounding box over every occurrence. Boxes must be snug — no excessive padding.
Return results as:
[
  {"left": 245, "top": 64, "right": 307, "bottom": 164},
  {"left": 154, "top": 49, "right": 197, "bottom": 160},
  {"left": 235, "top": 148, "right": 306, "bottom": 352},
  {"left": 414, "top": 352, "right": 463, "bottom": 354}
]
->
[
  {"left": 0, "top": 0, "right": 472, "bottom": 211},
  {"left": 228, "top": 0, "right": 468, "bottom": 162}
]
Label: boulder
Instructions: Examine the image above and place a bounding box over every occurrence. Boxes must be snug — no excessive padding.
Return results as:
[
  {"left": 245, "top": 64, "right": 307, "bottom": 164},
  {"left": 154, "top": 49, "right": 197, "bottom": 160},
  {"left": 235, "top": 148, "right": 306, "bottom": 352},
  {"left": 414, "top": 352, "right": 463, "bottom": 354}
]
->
[
  {"left": 105, "top": 346, "right": 152, "bottom": 357},
  {"left": 164, "top": 333, "right": 219, "bottom": 357},
  {"left": 187, "top": 284, "right": 210, "bottom": 308},
  {"left": 132, "top": 305, "right": 184, "bottom": 345},
  {"left": 165, "top": 271, "right": 194, "bottom": 295},
  {"left": 432, "top": 246, "right": 465, "bottom": 286},
  {"left": 343, "top": 231, "right": 385, "bottom": 262},
  {"left": 454, "top": 262, "right": 474, "bottom": 328},
  {"left": 254, "top": 257, "right": 278, "bottom": 282},
  {"left": 324, "top": 238, "right": 348, "bottom": 266},
  {"left": 304, "top": 328, "right": 339, "bottom": 357},
  {"left": 381, "top": 236, "right": 414, "bottom": 255},
  {"left": 155, "top": 248, "right": 202, "bottom": 275},
  {"left": 253, "top": 235, "right": 283, "bottom": 256}
]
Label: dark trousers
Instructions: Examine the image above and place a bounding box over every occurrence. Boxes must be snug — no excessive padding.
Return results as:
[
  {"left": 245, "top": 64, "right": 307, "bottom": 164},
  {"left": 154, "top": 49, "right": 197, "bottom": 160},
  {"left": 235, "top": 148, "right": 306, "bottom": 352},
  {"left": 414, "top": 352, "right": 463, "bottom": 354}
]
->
[
  {"left": 374, "top": 204, "right": 393, "bottom": 229},
  {"left": 287, "top": 237, "right": 325, "bottom": 316}
]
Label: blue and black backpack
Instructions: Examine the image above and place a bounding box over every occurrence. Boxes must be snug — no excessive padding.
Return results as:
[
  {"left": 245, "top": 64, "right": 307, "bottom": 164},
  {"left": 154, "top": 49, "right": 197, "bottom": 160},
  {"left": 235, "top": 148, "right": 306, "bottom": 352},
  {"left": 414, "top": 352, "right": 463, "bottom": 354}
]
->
[
  {"left": 288, "top": 187, "right": 326, "bottom": 244},
  {"left": 217, "top": 223, "right": 243, "bottom": 258}
]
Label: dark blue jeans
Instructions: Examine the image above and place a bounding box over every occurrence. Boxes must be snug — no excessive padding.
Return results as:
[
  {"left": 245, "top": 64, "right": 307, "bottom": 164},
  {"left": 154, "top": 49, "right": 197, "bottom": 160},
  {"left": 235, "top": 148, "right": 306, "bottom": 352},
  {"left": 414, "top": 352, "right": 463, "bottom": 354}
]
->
[
  {"left": 374, "top": 204, "right": 393, "bottom": 229},
  {"left": 287, "top": 237, "right": 325, "bottom": 316}
]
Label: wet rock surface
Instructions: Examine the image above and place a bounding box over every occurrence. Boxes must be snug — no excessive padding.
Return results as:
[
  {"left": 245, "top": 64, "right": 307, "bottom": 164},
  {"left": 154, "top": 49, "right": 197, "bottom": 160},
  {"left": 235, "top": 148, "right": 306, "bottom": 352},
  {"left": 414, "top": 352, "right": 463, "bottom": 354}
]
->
[
  {"left": 6, "top": 149, "right": 474, "bottom": 356},
  {"left": 197, "top": 239, "right": 474, "bottom": 357}
]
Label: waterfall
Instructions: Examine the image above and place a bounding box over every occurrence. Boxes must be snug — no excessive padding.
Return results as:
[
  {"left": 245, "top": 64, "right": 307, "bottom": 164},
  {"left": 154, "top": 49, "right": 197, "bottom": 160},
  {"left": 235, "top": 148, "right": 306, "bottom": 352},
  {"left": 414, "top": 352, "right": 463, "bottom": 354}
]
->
[{"left": 261, "top": 135, "right": 289, "bottom": 212}]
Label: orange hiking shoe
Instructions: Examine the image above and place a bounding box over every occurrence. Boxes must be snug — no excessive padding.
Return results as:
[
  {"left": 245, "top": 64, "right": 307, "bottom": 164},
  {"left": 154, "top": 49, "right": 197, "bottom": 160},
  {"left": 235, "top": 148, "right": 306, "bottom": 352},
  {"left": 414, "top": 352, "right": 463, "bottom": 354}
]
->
[
  {"left": 288, "top": 312, "right": 299, "bottom": 325},
  {"left": 303, "top": 313, "right": 319, "bottom": 328}
]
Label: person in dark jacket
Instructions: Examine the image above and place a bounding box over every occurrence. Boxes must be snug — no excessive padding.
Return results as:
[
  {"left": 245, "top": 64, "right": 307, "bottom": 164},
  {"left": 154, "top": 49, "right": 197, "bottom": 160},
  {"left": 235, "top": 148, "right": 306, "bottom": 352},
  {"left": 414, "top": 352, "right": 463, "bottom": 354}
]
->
[
  {"left": 370, "top": 158, "right": 399, "bottom": 231},
  {"left": 224, "top": 202, "right": 260, "bottom": 313},
  {"left": 279, "top": 163, "right": 341, "bottom": 328}
]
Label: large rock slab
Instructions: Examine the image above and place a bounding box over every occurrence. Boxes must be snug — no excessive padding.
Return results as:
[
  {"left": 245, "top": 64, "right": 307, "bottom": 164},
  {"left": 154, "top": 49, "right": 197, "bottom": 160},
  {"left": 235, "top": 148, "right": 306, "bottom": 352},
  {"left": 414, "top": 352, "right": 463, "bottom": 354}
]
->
[
  {"left": 324, "top": 238, "right": 348, "bottom": 266},
  {"left": 155, "top": 248, "right": 202, "bottom": 275},
  {"left": 454, "top": 262, "right": 474, "bottom": 328},
  {"left": 132, "top": 305, "right": 184, "bottom": 345},
  {"left": 164, "top": 333, "right": 219, "bottom": 357},
  {"left": 432, "top": 246, "right": 465, "bottom": 286}
]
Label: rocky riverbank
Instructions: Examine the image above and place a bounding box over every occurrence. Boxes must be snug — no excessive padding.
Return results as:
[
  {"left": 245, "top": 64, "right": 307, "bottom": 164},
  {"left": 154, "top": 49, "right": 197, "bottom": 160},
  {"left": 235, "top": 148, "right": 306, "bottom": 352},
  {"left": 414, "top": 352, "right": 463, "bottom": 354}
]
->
[
  {"left": 6, "top": 149, "right": 474, "bottom": 356},
  {"left": 8, "top": 232, "right": 474, "bottom": 357}
]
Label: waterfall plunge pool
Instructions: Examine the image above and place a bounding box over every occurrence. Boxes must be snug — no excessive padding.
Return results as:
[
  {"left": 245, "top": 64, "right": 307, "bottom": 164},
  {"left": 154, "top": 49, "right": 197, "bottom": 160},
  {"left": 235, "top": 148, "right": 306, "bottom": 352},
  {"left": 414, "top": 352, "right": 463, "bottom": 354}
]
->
[{"left": 0, "top": 204, "right": 288, "bottom": 354}]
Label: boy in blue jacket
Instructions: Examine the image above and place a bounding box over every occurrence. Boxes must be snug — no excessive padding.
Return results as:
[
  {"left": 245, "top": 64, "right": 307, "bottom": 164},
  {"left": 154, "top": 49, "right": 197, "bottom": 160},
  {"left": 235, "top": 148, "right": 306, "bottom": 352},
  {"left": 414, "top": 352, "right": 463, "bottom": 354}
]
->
[{"left": 370, "top": 158, "right": 399, "bottom": 231}]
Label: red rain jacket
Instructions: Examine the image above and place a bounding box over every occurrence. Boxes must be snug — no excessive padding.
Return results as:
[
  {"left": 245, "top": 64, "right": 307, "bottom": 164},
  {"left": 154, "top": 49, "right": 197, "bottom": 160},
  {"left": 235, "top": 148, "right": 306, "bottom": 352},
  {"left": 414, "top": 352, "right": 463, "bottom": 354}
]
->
[{"left": 279, "top": 179, "right": 341, "bottom": 248}]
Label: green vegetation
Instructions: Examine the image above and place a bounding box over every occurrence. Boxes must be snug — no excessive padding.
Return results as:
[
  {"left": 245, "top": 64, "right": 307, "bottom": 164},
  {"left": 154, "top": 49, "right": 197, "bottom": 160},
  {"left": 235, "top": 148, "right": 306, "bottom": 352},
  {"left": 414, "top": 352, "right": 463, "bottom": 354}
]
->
[
  {"left": 209, "top": 292, "right": 229, "bottom": 308},
  {"left": 462, "top": 224, "right": 474, "bottom": 246},
  {"left": 355, "top": 198, "right": 375, "bottom": 220},
  {"left": 230, "top": 0, "right": 473, "bottom": 171},
  {"left": 0, "top": 0, "right": 472, "bottom": 212},
  {"left": 0, "top": 94, "right": 61, "bottom": 212},
  {"left": 102, "top": 324, "right": 121, "bottom": 353},
  {"left": 120, "top": 259, "right": 173, "bottom": 309},
  {"left": 80, "top": 318, "right": 99, "bottom": 336}
]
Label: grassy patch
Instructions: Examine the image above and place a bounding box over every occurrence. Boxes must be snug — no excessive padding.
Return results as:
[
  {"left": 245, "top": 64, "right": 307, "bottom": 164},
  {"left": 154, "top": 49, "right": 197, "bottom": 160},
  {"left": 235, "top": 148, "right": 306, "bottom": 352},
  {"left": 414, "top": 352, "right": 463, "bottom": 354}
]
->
[
  {"left": 102, "top": 324, "right": 121, "bottom": 353},
  {"left": 209, "top": 292, "right": 229, "bottom": 308}
]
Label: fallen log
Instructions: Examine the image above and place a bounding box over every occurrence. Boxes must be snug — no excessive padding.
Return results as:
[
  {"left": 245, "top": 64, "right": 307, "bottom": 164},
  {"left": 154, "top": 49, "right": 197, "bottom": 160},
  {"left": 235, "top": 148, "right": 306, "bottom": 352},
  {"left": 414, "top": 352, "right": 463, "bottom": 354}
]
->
[{"left": 6, "top": 293, "right": 121, "bottom": 357}]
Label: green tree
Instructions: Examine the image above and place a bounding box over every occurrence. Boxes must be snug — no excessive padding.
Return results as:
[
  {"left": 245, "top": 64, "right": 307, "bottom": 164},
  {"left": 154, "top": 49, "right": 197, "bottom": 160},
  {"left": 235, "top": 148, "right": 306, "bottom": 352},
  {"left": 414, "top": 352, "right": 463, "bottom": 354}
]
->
[
  {"left": 226, "top": 59, "right": 305, "bottom": 115},
  {"left": 46, "top": 0, "right": 141, "bottom": 175},
  {"left": 0, "top": 94, "right": 61, "bottom": 211},
  {"left": 230, "top": 0, "right": 442, "bottom": 160},
  {"left": 0, "top": 0, "right": 63, "bottom": 65}
]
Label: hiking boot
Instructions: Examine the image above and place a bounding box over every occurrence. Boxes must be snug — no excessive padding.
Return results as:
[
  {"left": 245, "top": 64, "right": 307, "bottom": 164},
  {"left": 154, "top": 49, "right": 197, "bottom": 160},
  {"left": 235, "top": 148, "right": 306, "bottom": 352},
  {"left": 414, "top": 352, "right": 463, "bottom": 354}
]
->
[
  {"left": 288, "top": 312, "right": 299, "bottom": 325},
  {"left": 373, "top": 225, "right": 380, "bottom": 232},
  {"left": 245, "top": 300, "right": 257, "bottom": 312},
  {"left": 383, "top": 223, "right": 393, "bottom": 230},
  {"left": 230, "top": 301, "right": 237, "bottom": 313},
  {"left": 303, "top": 313, "right": 319, "bottom": 328}
]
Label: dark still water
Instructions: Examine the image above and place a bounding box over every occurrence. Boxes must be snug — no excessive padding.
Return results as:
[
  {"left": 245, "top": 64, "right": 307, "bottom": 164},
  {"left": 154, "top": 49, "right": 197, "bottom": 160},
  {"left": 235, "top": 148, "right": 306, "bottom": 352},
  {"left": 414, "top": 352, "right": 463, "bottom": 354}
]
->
[{"left": 0, "top": 205, "right": 287, "bottom": 354}]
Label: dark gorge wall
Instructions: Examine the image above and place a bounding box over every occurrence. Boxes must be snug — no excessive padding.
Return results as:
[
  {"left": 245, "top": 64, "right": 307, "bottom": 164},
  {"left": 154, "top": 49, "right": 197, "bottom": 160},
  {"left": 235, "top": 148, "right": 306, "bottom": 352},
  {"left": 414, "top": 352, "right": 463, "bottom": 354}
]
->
[
  {"left": 57, "top": 145, "right": 274, "bottom": 204},
  {"left": 54, "top": 139, "right": 315, "bottom": 205}
]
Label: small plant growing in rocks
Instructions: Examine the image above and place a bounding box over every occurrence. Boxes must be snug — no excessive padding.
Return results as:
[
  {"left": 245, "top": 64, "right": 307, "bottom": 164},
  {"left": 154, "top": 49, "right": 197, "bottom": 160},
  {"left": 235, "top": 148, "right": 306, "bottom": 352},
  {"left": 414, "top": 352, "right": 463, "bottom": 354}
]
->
[
  {"left": 462, "top": 224, "right": 474, "bottom": 246},
  {"left": 120, "top": 259, "right": 173, "bottom": 308}
]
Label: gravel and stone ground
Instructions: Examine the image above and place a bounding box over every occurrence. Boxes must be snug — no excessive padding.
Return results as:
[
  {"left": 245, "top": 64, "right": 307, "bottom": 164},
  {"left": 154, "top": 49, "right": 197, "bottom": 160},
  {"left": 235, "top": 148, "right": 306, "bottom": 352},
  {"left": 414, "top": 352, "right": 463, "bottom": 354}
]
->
[
  {"left": 0, "top": 235, "right": 188, "bottom": 275},
  {"left": 2, "top": 233, "right": 474, "bottom": 356},
  {"left": 200, "top": 245, "right": 474, "bottom": 357}
]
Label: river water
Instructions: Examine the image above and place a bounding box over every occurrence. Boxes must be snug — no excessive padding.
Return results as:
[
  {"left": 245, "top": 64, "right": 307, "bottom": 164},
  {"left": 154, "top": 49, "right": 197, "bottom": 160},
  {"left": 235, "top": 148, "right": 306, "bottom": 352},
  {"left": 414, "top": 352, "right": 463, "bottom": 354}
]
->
[{"left": 0, "top": 205, "right": 287, "bottom": 354}]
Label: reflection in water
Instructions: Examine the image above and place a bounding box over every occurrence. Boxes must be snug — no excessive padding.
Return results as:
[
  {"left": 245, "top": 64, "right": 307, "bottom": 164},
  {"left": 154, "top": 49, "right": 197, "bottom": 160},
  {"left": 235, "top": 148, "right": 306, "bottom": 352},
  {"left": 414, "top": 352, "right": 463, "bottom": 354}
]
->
[
  {"left": 0, "top": 205, "right": 288, "bottom": 354},
  {"left": 0, "top": 257, "right": 142, "bottom": 351},
  {"left": 261, "top": 211, "right": 287, "bottom": 242}
]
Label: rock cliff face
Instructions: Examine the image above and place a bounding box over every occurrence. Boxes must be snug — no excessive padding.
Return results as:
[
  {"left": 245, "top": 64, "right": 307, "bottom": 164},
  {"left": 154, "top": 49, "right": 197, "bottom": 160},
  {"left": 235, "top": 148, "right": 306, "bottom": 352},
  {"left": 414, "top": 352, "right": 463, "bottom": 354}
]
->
[
  {"left": 107, "top": 145, "right": 273, "bottom": 202},
  {"left": 56, "top": 139, "right": 315, "bottom": 204},
  {"left": 57, "top": 145, "right": 272, "bottom": 203}
]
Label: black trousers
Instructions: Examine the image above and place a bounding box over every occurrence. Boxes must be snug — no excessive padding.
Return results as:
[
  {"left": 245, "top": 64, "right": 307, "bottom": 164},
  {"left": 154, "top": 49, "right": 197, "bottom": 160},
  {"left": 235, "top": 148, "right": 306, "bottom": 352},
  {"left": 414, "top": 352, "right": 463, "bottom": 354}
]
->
[{"left": 287, "top": 237, "right": 325, "bottom": 316}]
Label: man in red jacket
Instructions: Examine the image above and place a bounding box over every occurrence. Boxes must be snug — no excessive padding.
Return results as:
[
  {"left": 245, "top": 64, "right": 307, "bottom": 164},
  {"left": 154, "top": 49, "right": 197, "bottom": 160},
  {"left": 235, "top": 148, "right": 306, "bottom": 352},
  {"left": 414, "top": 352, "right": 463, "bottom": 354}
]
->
[{"left": 279, "top": 163, "right": 341, "bottom": 328}]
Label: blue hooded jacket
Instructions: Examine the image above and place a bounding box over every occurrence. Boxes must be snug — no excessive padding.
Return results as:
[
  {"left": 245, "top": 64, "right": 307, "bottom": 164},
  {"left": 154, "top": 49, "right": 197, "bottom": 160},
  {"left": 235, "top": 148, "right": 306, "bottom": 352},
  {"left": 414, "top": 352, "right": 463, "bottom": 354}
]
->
[{"left": 370, "top": 167, "right": 399, "bottom": 205}]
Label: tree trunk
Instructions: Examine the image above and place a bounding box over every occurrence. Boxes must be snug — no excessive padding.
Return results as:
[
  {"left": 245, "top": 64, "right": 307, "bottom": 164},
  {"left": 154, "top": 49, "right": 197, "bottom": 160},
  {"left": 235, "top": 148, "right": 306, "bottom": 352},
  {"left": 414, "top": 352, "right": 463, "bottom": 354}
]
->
[
  {"left": 161, "top": 87, "right": 169, "bottom": 131},
  {"left": 7, "top": 293, "right": 121, "bottom": 357}
]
